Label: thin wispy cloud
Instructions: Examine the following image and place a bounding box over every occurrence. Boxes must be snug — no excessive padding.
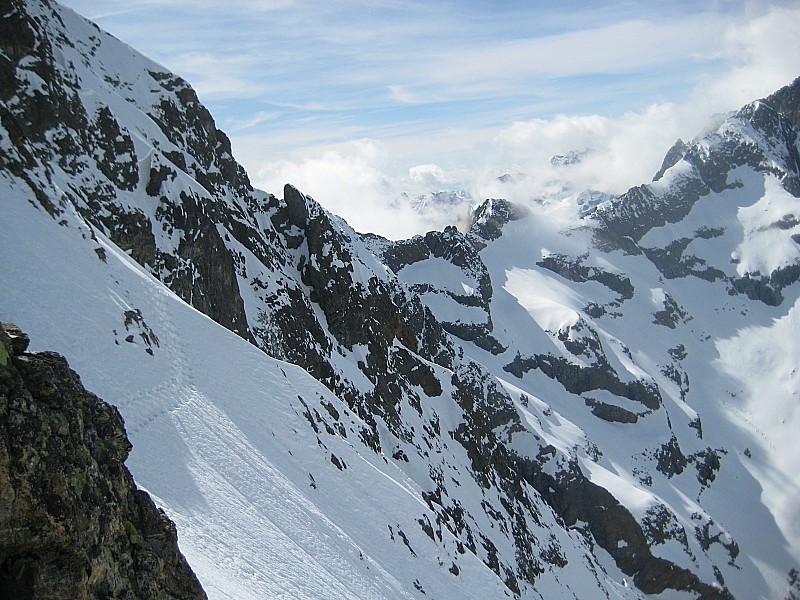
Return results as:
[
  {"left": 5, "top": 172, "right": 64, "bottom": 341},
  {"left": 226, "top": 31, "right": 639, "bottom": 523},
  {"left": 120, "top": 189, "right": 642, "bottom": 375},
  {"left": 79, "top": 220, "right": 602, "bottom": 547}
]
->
[
  {"left": 387, "top": 85, "right": 419, "bottom": 105},
  {"left": 170, "top": 53, "right": 273, "bottom": 99},
  {"left": 409, "top": 17, "right": 723, "bottom": 91},
  {"left": 223, "top": 111, "right": 284, "bottom": 133},
  {"left": 61, "top": 0, "right": 800, "bottom": 239}
]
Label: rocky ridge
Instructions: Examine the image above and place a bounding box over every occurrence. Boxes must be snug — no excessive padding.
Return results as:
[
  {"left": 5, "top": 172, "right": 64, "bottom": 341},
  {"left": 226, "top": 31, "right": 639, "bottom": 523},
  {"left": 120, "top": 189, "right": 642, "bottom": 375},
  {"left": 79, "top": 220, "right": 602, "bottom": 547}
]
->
[{"left": 0, "top": 323, "right": 206, "bottom": 599}]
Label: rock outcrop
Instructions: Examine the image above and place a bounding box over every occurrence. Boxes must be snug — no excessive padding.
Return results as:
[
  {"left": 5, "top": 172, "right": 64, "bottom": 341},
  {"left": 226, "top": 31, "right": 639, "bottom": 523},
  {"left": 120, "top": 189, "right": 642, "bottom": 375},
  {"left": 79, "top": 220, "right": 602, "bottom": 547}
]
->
[{"left": 0, "top": 323, "right": 206, "bottom": 600}]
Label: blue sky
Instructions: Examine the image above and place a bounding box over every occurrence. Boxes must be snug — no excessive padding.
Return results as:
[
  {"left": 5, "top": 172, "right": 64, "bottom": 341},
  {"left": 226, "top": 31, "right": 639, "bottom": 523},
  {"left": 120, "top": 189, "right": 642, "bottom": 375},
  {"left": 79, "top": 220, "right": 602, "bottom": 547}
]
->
[{"left": 60, "top": 0, "right": 800, "bottom": 237}]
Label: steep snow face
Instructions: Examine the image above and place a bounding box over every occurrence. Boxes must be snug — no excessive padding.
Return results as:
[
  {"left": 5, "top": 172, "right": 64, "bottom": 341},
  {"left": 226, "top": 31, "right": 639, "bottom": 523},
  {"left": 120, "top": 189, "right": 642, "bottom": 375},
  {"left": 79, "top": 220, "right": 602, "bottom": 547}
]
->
[
  {"left": 3, "top": 1, "right": 800, "bottom": 599},
  {"left": 471, "top": 205, "right": 796, "bottom": 599},
  {"left": 0, "top": 187, "right": 509, "bottom": 600},
  {"left": 1, "top": 165, "right": 643, "bottom": 599},
  {"left": 715, "top": 300, "right": 800, "bottom": 562}
]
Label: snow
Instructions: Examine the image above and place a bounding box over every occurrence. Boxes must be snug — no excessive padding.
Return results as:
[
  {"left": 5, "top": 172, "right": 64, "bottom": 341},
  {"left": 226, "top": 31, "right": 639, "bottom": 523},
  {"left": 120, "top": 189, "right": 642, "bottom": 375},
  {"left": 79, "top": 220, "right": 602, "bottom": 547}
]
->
[
  {"left": 4, "top": 2, "right": 800, "bottom": 598},
  {"left": 581, "top": 461, "right": 656, "bottom": 513},
  {"left": 457, "top": 160, "right": 800, "bottom": 598},
  {"left": 503, "top": 267, "right": 582, "bottom": 334},
  {"left": 732, "top": 175, "right": 800, "bottom": 277},
  {"left": 650, "top": 287, "right": 667, "bottom": 307},
  {"left": 398, "top": 257, "right": 480, "bottom": 297},
  {"left": 417, "top": 292, "right": 487, "bottom": 325},
  {"left": 0, "top": 182, "right": 507, "bottom": 600},
  {"left": 715, "top": 297, "right": 800, "bottom": 562}
]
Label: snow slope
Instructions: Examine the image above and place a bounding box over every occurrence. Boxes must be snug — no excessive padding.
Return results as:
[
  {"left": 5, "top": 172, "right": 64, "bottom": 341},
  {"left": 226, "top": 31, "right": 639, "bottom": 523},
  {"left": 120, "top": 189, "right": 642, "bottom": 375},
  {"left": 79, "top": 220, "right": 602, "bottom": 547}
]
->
[
  {"left": 383, "top": 99, "right": 800, "bottom": 599},
  {"left": 1, "top": 177, "right": 520, "bottom": 600},
  {"left": 3, "top": 1, "right": 800, "bottom": 599}
]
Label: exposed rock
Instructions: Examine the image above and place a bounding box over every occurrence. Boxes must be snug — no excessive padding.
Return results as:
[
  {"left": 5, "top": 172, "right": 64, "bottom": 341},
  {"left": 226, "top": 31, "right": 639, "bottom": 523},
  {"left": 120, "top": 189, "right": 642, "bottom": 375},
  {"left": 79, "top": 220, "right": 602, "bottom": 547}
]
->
[
  {"left": 585, "top": 397, "right": 640, "bottom": 423},
  {"left": 504, "top": 352, "right": 662, "bottom": 411},
  {"left": 595, "top": 94, "right": 800, "bottom": 246},
  {"left": 537, "top": 253, "right": 634, "bottom": 301},
  {"left": 764, "top": 76, "right": 800, "bottom": 129},
  {"left": 2, "top": 323, "right": 30, "bottom": 355},
  {"left": 550, "top": 149, "right": 588, "bottom": 167},
  {"left": 653, "top": 138, "right": 688, "bottom": 181},
  {"left": 655, "top": 435, "right": 689, "bottom": 478},
  {"left": 4, "top": 2, "right": 797, "bottom": 597},
  {"left": 0, "top": 323, "right": 206, "bottom": 600},
  {"left": 515, "top": 458, "right": 732, "bottom": 599},
  {"left": 470, "top": 199, "right": 528, "bottom": 241},
  {"left": 652, "top": 292, "right": 691, "bottom": 329}
]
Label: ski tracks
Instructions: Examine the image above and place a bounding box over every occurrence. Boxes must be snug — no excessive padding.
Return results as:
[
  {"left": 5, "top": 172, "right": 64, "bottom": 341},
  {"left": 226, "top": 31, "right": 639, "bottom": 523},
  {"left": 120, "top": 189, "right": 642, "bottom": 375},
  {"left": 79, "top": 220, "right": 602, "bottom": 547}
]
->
[
  {"left": 164, "top": 371, "right": 414, "bottom": 599},
  {"left": 120, "top": 280, "right": 197, "bottom": 437}
]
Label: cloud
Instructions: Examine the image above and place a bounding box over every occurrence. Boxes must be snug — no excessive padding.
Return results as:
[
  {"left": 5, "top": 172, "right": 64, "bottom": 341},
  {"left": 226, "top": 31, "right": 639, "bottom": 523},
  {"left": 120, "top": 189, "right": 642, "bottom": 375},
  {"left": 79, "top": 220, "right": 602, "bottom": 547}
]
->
[
  {"left": 224, "top": 111, "right": 284, "bottom": 132},
  {"left": 249, "top": 139, "right": 482, "bottom": 240},
  {"left": 409, "top": 164, "right": 447, "bottom": 188},
  {"left": 476, "top": 103, "right": 686, "bottom": 203},
  {"left": 140, "top": 0, "right": 298, "bottom": 11},
  {"left": 242, "top": 3, "right": 800, "bottom": 240},
  {"left": 420, "top": 17, "right": 723, "bottom": 93},
  {"left": 61, "top": 0, "right": 800, "bottom": 240},
  {"left": 252, "top": 140, "right": 418, "bottom": 239},
  {"left": 697, "top": 5, "right": 800, "bottom": 111},
  {"left": 170, "top": 53, "right": 271, "bottom": 99},
  {"left": 387, "top": 85, "right": 419, "bottom": 105}
]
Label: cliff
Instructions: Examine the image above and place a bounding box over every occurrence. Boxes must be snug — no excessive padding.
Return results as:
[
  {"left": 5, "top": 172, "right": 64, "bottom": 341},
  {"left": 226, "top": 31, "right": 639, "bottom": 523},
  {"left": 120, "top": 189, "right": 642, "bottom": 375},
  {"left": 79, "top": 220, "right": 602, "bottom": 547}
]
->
[{"left": 0, "top": 323, "right": 206, "bottom": 599}]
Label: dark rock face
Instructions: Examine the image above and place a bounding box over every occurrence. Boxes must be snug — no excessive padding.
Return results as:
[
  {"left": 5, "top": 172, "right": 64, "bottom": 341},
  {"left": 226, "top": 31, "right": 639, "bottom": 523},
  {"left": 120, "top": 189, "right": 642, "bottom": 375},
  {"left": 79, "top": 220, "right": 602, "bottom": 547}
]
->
[
  {"left": 0, "top": 323, "right": 206, "bottom": 600},
  {"left": 0, "top": 0, "right": 257, "bottom": 342},
  {"left": 4, "top": 2, "right": 796, "bottom": 597},
  {"left": 591, "top": 89, "right": 800, "bottom": 307},
  {"left": 470, "top": 198, "right": 528, "bottom": 241},
  {"left": 373, "top": 225, "right": 505, "bottom": 353},
  {"left": 585, "top": 397, "right": 640, "bottom": 423},
  {"left": 510, "top": 453, "right": 732, "bottom": 600},
  {"left": 653, "top": 138, "right": 688, "bottom": 181},
  {"left": 764, "top": 76, "right": 800, "bottom": 129},
  {"left": 504, "top": 352, "right": 662, "bottom": 411},
  {"left": 537, "top": 253, "right": 635, "bottom": 301}
]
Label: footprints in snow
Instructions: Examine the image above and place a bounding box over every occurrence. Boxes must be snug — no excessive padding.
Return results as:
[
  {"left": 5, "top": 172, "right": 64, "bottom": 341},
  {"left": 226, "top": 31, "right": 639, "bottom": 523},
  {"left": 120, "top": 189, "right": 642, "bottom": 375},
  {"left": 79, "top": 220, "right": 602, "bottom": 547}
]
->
[{"left": 120, "top": 284, "right": 198, "bottom": 436}]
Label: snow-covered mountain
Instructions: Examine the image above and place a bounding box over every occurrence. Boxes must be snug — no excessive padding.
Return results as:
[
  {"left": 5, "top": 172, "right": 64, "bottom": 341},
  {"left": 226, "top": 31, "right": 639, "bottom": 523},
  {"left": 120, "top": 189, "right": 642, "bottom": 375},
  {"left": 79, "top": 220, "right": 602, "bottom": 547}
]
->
[{"left": 2, "top": 1, "right": 800, "bottom": 599}]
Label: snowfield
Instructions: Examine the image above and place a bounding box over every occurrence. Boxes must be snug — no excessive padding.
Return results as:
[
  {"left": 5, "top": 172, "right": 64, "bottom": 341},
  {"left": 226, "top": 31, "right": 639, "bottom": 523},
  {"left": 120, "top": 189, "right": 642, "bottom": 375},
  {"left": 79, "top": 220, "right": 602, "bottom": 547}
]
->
[{"left": 1, "top": 181, "right": 514, "bottom": 600}]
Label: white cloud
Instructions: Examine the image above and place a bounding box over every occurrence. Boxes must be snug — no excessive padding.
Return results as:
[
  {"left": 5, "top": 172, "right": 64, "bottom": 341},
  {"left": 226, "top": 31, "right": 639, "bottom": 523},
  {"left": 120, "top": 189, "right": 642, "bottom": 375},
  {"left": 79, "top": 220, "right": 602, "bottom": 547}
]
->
[
  {"left": 140, "top": 0, "right": 297, "bottom": 11},
  {"left": 387, "top": 85, "right": 419, "bottom": 105},
  {"left": 463, "top": 103, "right": 686, "bottom": 206},
  {"left": 422, "top": 17, "right": 723, "bottom": 93},
  {"left": 253, "top": 140, "right": 419, "bottom": 239},
  {"left": 171, "top": 53, "right": 271, "bottom": 99},
  {"left": 61, "top": 0, "right": 800, "bottom": 240},
  {"left": 697, "top": 5, "right": 800, "bottom": 111},
  {"left": 247, "top": 4, "right": 800, "bottom": 239},
  {"left": 225, "top": 111, "right": 283, "bottom": 132},
  {"left": 409, "top": 164, "right": 447, "bottom": 188}
]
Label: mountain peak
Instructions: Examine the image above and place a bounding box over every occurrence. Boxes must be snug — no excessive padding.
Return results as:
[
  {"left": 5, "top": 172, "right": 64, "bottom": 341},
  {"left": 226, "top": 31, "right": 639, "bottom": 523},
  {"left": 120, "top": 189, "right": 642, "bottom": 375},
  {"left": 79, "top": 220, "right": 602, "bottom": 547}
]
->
[
  {"left": 469, "top": 198, "right": 528, "bottom": 240},
  {"left": 764, "top": 75, "right": 800, "bottom": 129}
]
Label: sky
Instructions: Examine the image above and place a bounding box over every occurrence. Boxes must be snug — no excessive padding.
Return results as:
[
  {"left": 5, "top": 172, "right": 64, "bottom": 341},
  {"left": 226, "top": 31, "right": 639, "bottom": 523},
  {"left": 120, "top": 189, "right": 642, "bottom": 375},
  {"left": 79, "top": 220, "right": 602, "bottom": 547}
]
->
[{"left": 60, "top": 0, "right": 800, "bottom": 238}]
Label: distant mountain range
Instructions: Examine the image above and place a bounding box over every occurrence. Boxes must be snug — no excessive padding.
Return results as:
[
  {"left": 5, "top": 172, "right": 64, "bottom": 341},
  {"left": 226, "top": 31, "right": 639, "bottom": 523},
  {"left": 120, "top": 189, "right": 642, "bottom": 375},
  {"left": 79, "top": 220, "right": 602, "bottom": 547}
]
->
[{"left": 2, "top": 1, "right": 800, "bottom": 599}]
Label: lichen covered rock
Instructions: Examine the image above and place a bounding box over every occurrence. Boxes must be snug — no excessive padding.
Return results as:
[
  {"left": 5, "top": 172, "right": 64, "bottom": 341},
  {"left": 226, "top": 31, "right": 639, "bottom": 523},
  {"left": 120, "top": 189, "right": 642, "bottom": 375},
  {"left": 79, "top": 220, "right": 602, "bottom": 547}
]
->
[{"left": 0, "top": 323, "right": 206, "bottom": 600}]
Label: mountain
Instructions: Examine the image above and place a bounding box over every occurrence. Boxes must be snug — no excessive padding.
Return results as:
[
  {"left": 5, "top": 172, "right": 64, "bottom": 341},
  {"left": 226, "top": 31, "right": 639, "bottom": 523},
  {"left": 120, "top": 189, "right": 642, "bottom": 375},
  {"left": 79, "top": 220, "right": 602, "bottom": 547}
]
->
[
  {"left": 2, "top": 1, "right": 800, "bottom": 599},
  {"left": 402, "top": 189, "right": 474, "bottom": 215}
]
